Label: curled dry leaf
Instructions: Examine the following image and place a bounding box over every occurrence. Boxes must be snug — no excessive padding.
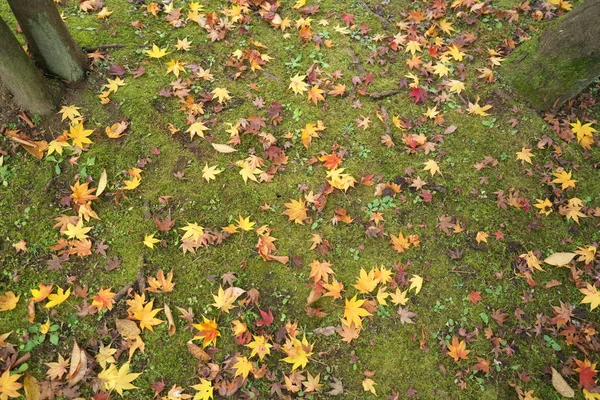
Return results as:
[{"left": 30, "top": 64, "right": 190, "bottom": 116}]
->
[
  {"left": 24, "top": 373, "right": 41, "bottom": 400},
  {"left": 68, "top": 341, "right": 88, "bottom": 386},
  {"left": 116, "top": 318, "right": 141, "bottom": 339},
  {"left": 211, "top": 143, "right": 237, "bottom": 153},
  {"left": 187, "top": 341, "right": 211, "bottom": 362},
  {"left": 551, "top": 367, "right": 574, "bottom": 398},
  {"left": 544, "top": 252, "right": 576, "bottom": 267},
  {"left": 96, "top": 169, "right": 107, "bottom": 196},
  {"left": 164, "top": 303, "right": 176, "bottom": 336}
]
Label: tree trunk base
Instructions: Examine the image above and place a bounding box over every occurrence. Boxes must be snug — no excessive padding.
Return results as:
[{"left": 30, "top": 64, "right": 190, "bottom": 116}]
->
[{"left": 502, "top": 0, "right": 600, "bottom": 110}]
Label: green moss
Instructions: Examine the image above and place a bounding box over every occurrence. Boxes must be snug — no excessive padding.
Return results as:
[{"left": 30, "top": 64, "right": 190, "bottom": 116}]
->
[{"left": 1, "top": 0, "right": 599, "bottom": 398}]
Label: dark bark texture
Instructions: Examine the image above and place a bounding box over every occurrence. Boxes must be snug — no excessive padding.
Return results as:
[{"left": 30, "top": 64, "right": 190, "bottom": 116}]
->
[
  {"left": 502, "top": 0, "right": 600, "bottom": 110},
  {"left": 0, "top": 16, "right": 57, "bottom": 116},
  {"left": 8, "top": 0, "right": 88, "bottom": 82}
]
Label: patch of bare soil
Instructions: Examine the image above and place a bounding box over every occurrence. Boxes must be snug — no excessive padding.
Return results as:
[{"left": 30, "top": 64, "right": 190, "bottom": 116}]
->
[{"left": 0, "top": 81, "right": 19, "bottom": 125}]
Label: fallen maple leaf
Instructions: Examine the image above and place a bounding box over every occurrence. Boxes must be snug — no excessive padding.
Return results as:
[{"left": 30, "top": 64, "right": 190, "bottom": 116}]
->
[
  {"left": 282, "top": 198, "right": 308, "bottom": 224},
  {"left": 447, "top": 336, "right": 470, "bottom": 362},
  {"left": 45, "top": 287, "right": 70, "bottom": 309},
  {"left": 0, "top": 369, "right": 22, "bottom": 399},
  {"left": 98, "top": 363, "right": 141, "bottom": 396}
]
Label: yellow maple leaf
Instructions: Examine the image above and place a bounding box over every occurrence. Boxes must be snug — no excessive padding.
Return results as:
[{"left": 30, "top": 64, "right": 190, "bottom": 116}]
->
[
  {"left": 98, "top": 362, "right": 141, "bottom": 396},
  {"left": 97, "top": 6, "right": 112, "bottom": 18},
  {"left": 47, "top": 136, "right": 70, "bottom": 156},
  {"left": 293, "top": 0, "right": 306, "bottom": 8},
  {"left": 570, "top": 119, "right": 597, "bottom": 147},
  {"left": 212, "top": 286, "right": 244, "bottom": 313},
  {"left": 211, "top": 87, "right": 231, "bottom": 104},
  {"left": 246, "top": 335, "right": 273, "bottom": 360},
  {"left": 552, "top": 169, "right": 577, "bottom": 190},
  {"left": 105, "top": 77, "right": 125, "bottom": 94},
  {"left": 64, "top": 219, "right": 91, "bottom": 240},
  {"left": 175, "top": 38, "right": 192, "bottom": 51},
  {"left": 202, "top": 164, "right": 223, "bottom": 182},
  {"left": 447, "top": 80, "right": 465, "bottom": 94},
  {"left": 343, "top": 295, "right": 372, "bottom": 327},
  {"left": 362, "top": 378, "right": 376, "bottom": 395},
  {"left": 409, "top": 275, "right": 423, "bottom": 294},
  {"left": 475, "top": 231, "right": 489, "bottom": 244},
  {"left": 580, "top": 283, "right": 600, "bottom": 311},
  {"left": 516, "top": 147, "right": 534, "bottom": 165},
  {"left": 353, "top": 268, "right": 377, "bottom": 294},
  {"left": 309, "top": 260, "right": 334, "bottom": 283},
  {"left": 289, "top": 74, "right": 308, "bottom": 95},
  {"left": 186, "top": 121, "right": 209, "bottom": 140},
  {"left": 123, "top": 176, "right": 141, "bottom": 190},
  {"left": 467, "top": 97, "right": 492, "bottom": 116},
  {"left": 131, "top": 299, "right": 164, "bottom": 331},
  {"left": 237, "top": 161, "right": 262, "bottom": 184},
  {"left": 145, "top": 43, "right": 169, "bottom": 58},
  {"left": 236, "top": 215, "right": 255, "bottom": 231},
  {"left": 0, "top": 369, "right": 22, "bottom": 399},
  {"left": 534, "top": 198, "right": 553, "bottom": 216},
  {"left": 67, "top": 121, "right": 94, "bottom": 149},
  {"left": 423, "top": 159, "right": 442, "bottom": 176},
  {"left": 180, "top": 222, "right": 204, "bottom": 242},
  {"left": 282, "top": 198, "right": 308, "bottom": 224},
  {"left": 390, "top": 288, "right": 409, "bottom": 305},
  {"left": 233, "top": 356, "right": 253, "bottom": 380},
  {"left": 146, "top": 269, "right": 175, "bottom": 293},
  {"left": 45, "top": 287, "right": 71, "bottom": 308},
  {"left": 281, "top": 335, "right": 313, "bottom": 370},
  {"left": 307, "top": 85, "right": 325, "bottom": 105},
  {"left": 191, "top": 379, "right": 213, "bottom": 400},
  {"left": 166, "top": 59, "right": 186, "bottom": 77},
  {"left": 323, "top": 278, "right": 344, "bottom": 300},
  {"left": 58, "top": 105, "right": 82, "bottom": 122},
  {"left": 143, "top": 233, "right": 160, "bottom": 249},
  {"left": 0, "top": 291, "right": 20, "bottom": 312}
]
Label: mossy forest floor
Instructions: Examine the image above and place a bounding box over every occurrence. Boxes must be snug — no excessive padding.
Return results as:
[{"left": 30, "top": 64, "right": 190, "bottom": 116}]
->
[{"left": 1, "top": 0, "right": 600, "bottom": 399}]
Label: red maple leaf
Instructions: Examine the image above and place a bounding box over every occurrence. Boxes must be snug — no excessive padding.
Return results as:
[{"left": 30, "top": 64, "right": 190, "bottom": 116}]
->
[
  {"left": 341, "top": 13, "right": 355, "bottom": 26},
  {"left": 575, "top": 359, "right": 598, "bottom": 389},
  {"left": 468, "top": 291, "right": 483, "bottom": 305},
  {"left": 256, "top": 309, "right": 274, "bottom": 326},
  {"left": 408, "top": 87, "right": 428, "bottom": 104}
]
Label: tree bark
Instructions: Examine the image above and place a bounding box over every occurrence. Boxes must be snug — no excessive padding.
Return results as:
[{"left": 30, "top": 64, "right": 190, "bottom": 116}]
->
[
  {"left": 502, "top": 0, "right": 600, "bottom": 110},
  {"left": 0, "top": 16, "right": 57, "bottom": 116},
  {"left": 7, "top": 0, "right": 88, "bottom": 82}
]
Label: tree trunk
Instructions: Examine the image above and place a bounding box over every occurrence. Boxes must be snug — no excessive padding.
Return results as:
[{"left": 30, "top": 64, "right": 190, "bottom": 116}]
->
[
  {"left": 0, "top": 16, "right": 57, "bottom": 116},
  {"left": 502, "top": 0, "right": 600, "bottom": 110},
  {"left": 7, "top": 0, "right": 88, "bottom": 82}
]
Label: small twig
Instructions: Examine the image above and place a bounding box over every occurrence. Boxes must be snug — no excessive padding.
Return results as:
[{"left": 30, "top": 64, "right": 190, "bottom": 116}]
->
[
  {"left": 448, "top": 270, "right": 476, "bottom": 275},
  {"left": 356, "top": 0, "right": 391, "bottom": 29},
  {"left": 369, "top": 89, "right": 402, "bottom": 100},
  {"left": 348, "top": 47, "right": 366, "bottom": 74},
  {"left": 83, "top": 44, "right": 125, "bottom": 52}
]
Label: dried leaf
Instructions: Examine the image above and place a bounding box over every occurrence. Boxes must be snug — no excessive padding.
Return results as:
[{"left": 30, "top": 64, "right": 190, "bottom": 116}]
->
[
  {"left": 544, "top": 252, "right": 576, "bottom": 266},
  {"left": 551, "top": 367, "right": 574, "bottom": 398},
  {"left": 211, "top": 143, "right": 237, "bottom": 153}
]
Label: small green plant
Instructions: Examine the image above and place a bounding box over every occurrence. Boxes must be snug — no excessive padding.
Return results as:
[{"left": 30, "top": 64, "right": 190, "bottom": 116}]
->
[
  {"left": 0, "top": 156, "right": 14, "bottom": 186},
  {"left": 366, "top": 196, "right": 396, "bottom": 215}
]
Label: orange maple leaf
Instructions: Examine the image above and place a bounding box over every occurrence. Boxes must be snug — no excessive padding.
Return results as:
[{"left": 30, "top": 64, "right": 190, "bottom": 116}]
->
[{"left": 447, "top": 336, "right": 470, "bottom": 362}]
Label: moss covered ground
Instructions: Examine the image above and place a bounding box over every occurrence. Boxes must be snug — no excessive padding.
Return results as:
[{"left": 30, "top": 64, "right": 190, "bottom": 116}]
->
[{"left": 0, "top": 0, "right": 599, "bottom": 398}]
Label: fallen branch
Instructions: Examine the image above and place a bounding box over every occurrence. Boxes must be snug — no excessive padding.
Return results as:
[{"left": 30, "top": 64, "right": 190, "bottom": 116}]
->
[
  {"left": 348, "top": 47, "right": 366, "bottom": 74},
  {"left": 369, "top": 89, "right": 402, "bottom": 100},
  {"left": 356, "top": 0, "right": 391, "bottom": 29},
  {"left": 83, "top": 44, "right": 125, "bottom": 52}
]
